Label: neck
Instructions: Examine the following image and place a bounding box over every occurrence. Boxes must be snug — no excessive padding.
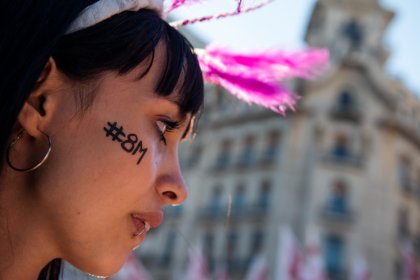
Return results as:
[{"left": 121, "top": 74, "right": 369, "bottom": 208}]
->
[{"left": 0, "top": 168, "right": 57, "bottom": 280}]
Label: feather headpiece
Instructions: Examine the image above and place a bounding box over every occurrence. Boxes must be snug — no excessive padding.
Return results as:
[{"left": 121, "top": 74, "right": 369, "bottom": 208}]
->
[{"left": 68, "top": 0, "right": 329, "bottom": 114}]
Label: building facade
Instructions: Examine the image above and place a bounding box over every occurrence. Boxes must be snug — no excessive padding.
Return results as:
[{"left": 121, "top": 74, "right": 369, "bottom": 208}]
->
[{"left": 138, "top": 1, "right": 420, "bottom": 279}]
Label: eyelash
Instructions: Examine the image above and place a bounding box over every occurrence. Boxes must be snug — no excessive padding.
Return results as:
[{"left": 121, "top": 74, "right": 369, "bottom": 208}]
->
[{"left": 156, "top": 119, "right": 181, "bottom": 145}]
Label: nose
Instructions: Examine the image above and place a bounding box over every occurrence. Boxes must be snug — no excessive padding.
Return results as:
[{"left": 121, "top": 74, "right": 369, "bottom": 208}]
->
[{"left": 156, "top": 172, "right": 188, "bottom": 206}]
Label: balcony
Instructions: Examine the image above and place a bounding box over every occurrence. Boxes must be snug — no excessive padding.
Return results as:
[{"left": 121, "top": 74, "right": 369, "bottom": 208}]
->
[
  {"left": 397, "top": 176, "right": 420, "bottom": 196},
  {"left": 198, "top": 204, "right": 269, "bottom": 222},
  {"left": 326, "top": 268, "right": 348, "bottom": 280},
  {"left": 321, "top": 206, "right": 354, "bottom": 224},
  {"left": 329, "top": 105, "right": 362, "bottom": 124},
  {"left": 236, "top": 154, "right": 254, "bottom": 169},
  {"left": 226, "top": 258, "right": 248, "bottom": 273},
  {"left": 259, "top": 147, "right": 279, "bottom": 166},
  {"left": 400, "top": 178, "right": 412, "bottom": 194},
  {"left": 323, "top": 152, "right": 364, "bottom": 168}
]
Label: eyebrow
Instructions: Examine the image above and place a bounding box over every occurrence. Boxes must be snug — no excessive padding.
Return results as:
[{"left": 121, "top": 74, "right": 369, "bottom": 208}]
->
[{"left": 168, "top": 100, "right": 185, "bottom": 121}]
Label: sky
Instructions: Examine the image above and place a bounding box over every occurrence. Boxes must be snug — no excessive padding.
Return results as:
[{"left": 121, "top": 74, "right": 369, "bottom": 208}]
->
[{"left": 172, "top": 0, "right": 420, "bottom": 95}]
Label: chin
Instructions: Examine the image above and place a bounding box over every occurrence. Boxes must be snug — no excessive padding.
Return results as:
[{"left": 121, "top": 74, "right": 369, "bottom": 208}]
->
[{"left": 65, "top": 254, "right": 128, "bottom": 278}]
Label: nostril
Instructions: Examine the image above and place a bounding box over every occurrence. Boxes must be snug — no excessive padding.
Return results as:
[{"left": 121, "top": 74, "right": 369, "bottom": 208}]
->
[{"left": 163, "top": 191, "right": 178, "bottom": 201}]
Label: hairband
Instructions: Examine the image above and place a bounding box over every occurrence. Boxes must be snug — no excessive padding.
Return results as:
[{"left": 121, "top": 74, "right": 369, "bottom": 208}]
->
[
  {"left": 67, "top": 0, "right": 164, "bottom": 33},
  {"left": 67, "top": 0, "right": 329, "bottom": 115}
]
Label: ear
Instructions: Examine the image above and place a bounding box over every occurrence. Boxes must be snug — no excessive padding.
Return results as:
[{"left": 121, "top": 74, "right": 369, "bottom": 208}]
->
[{"left": 17, "top": 58, "right": 62, "bottom": 138}]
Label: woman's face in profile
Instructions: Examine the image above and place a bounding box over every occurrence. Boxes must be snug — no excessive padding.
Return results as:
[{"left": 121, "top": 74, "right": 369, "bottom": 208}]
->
[{"left": 35, "top": 44, "right": 191, "bottom": 276}]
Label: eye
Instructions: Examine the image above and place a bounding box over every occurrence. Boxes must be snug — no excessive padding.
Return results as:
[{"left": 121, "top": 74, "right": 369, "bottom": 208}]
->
[
  {"left": 155, "top": 119, "right": 181, "bottom": 145},
  {"left": 156, "top": 120, "right": 168, "bottom": 144}
]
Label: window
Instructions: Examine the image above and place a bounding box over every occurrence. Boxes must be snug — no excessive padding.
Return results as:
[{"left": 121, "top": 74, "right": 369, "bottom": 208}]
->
[
  {"left": 238, "top": 136, "right": 255, "bottom": 167},
  {"left": 216, "top": 87, "right": 225, "bottom": 106},
  {"left": 416, "top": 171, "right": 420, "bottom": 198},
  {"left": 398, "top": 157, "right": 411, "bottom": 191},
  {"left": 331, "top": 89, "right": 361, "bottom": 122},
  {"left": 161, "top": 231, "right": 176, "bottom": 265},
  {"left": 262, "top": 130, "right": 280, "bottom": 164},
  {"left": 165, "top": 204, "right": 183, "bottom": 217},
  {"left": 204, "top": 232, "right": 214, "bottom": 256},
  {"left": 342, "top": 19, "right": 363, "bottom": 49},
  {"left": 328, "top": 180, "right": 349, "bottom": 215},
  {"left": 337, "top": 90, "right": 354, "bottom": 111},
  {"left": 332, "top": 134, "right": 350, "bottom": 160},
  {"left": 257, "top": 180, "right": 271, "bottom": 211},
  {"left": 226, "top": 230, "right": 239, "bottom": 272},
  {"left": 203, "top": 232, "right": 215, "bottom": 270},
  {"left": 232, "top": 184, "right": 246, "bottom": 214},
  {"left": 250, "top": 230, "right": 264, "bottom": 254},
  {"left": 227, "top": 230, "right": 239, "bottom": 259},
  {"left": 398, "top": 208, "right": 410, "bottom": 239},
  {"left": 325, "top": 234, "right": 344, "bottom": 277},
  {"left": 187, "top": 145, "right": 203, "bottom": 169},
  {"left": 215, "top": 139, "right": 232, "bottom": 170},
  {"left": 209, "top": 186, "right": 223, "bottom": 215}
]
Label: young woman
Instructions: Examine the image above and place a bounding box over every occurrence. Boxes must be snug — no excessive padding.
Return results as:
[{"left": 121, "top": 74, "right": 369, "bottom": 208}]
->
[{"left": 0, "top": 1, "right": 203, "bottom": 279}]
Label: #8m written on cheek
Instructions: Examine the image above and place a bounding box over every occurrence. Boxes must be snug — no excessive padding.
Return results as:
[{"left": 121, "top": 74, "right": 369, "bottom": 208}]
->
[{"left": 104, "top": 121, "right": 148, "bottom": 165}]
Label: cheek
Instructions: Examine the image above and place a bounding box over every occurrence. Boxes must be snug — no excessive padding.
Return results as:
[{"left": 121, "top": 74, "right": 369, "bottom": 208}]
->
[
  {"left": 46, "top": 123, "right": 158, "bottom": 210},
  {"left": 37, "top": 119, "right": 160, "bottom": 266}
]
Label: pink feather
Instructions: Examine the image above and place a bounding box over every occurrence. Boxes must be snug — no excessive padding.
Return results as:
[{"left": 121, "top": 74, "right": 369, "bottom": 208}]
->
[
  {"left": 165, "top": 0, "right": 203, "bottom": 14},
  {"left": 237, "top": 0, "right": 243, "bottom": 12},
  {"left": 170, "top": 0, "right": 274, "bottom": 27},
  {"left": 197, "top": 46, "right": 329, "bottom": 115}
]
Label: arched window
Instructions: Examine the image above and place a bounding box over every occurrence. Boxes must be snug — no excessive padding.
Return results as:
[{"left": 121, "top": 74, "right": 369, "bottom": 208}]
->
[
  {"left": 325, "top": 234, "right": 345, "bottom": 277},
  {"left": 331, "top": 89, "right": 361, "bottom": 123},
  {"left": 328, "top": 180, "right": 349, "bottom": 215},
  {"left": 342, "top": 19, "right": 363, "bottom": 49},
  {"left": 337, "top": 90, "right": 355, "bottom": 111},
  {"left": 332, "top": 134, "right": 350, "bottom": 160}
]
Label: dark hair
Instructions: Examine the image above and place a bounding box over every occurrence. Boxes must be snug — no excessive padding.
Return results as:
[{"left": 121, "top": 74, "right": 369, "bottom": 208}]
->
[
  {"left": 52, "top": 9, "right": 203, "bottom": 115},
  {"left": 0, "top": 0, "right": 100, "bottom": 172},
  {"left": 1, "top": 4, "right": 203, "bottom": 280}
]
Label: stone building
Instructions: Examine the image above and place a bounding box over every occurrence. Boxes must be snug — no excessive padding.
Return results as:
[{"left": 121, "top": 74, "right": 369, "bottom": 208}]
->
[{"left": 138, "top": 1, "right": 420, "bottom": 279}]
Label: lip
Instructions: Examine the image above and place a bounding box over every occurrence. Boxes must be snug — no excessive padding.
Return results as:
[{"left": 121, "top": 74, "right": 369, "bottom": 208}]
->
[{"left": 131, "top": 210, "right": 164, "bottom": 234}]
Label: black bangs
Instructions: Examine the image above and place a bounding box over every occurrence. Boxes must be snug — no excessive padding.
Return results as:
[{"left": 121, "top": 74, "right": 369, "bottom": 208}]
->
[
  {"left": 155, "top": 22, "right": 204, "bottom": 116},
  {"left": 52, "top": 9, "right": 204, "bottom": 116}
]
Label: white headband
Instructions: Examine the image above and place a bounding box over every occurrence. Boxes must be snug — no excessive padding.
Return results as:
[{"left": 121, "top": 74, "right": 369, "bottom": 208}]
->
[{"left": 67, "top": 0, "right": 164, "bottom": 34}]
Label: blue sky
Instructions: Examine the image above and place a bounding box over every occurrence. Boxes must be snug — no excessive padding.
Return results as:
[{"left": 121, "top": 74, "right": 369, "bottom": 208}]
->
[{"left": 173, "top": 0, "right": 420, "bottom": 94}]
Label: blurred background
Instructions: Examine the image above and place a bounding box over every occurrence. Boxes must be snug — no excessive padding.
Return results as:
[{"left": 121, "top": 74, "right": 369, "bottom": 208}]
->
[{"left": 66, "top": 0, "right": 420, "bottom": 279}]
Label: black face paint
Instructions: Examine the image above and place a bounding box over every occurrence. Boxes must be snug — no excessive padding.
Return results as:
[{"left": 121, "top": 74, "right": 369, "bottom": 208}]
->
[{"left": 104, "top": 121, "right": 148, "bottom": 165}]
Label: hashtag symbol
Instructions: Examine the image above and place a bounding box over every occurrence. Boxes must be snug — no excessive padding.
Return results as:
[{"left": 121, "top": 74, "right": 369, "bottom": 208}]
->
[{"left": 104, "top": 121, "right": 126, "bottom": 142}]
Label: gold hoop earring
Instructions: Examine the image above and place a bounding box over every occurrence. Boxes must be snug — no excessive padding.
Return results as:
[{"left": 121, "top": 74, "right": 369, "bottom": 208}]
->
[{"left": 6, "top": 129, "right": 52, "bottom": 172}]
